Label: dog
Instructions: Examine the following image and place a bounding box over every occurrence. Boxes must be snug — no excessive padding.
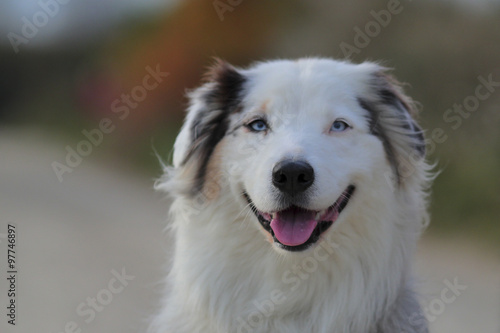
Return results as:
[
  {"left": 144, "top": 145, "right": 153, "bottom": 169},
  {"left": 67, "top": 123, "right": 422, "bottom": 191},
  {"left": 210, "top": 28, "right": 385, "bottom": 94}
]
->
[{"left": 152, "top": 58, "right": 432, "bottom": 333}]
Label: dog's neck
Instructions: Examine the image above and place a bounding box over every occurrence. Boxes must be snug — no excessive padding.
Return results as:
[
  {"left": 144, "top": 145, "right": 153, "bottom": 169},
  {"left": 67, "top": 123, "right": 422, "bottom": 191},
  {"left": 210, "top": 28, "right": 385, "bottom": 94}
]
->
[{"left": 164, "top": 190, "right": 422, "bottom": 333}]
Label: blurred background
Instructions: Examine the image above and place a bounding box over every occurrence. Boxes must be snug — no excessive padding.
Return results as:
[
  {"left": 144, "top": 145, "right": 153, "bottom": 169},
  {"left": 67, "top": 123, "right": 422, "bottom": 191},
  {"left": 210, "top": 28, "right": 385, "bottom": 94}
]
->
[{"left": 0, "top": 0, "right": 499, "bottom": 332}]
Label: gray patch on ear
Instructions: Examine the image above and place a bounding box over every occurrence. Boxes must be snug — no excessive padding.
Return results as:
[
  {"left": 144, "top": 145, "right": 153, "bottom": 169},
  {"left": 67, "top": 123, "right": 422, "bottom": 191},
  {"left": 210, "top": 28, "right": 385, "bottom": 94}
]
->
[
  {"left": 181, "top": 60, "right": 247, "bottom": 195},
  {"left": 375, "top": 73, "right": 426, "bottom": 157},
  {"left": 358, "top": 97, "right": 401, "bottom": 182},
  {"left": 407, "top": 120, "right": 426, "bottom": 157},
  {"left": 358, "top": 72, "right": 426, "bottom": 185}
]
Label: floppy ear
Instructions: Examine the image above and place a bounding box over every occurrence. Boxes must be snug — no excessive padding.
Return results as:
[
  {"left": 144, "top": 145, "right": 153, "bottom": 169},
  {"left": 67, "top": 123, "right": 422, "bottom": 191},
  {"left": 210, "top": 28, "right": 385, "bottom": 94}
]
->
[
  {"left": 171, "top": 59, "right": 246, "bottom": 195},
  {"left": 358, "top": 69, "right": 426, "bottom": 185}
]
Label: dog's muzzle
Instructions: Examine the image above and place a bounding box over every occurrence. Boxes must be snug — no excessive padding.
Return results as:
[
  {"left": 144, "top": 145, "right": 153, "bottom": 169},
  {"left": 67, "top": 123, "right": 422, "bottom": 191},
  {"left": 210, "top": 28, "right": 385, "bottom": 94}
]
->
[{"left": 244, "top": 185, "right": 356, "bottom": 252}]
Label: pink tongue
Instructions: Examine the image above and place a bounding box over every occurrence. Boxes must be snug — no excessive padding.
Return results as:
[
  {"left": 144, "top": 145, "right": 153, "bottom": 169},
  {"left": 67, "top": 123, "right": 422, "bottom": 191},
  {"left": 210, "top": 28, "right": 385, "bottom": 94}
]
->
[{"left": 270, "top": 207, "right": 317, "bottom": 246}]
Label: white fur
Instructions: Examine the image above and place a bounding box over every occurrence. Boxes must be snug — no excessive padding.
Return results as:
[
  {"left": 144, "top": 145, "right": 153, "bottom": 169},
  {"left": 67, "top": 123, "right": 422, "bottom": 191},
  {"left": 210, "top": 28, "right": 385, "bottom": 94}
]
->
[{"left": 152, "top": 58, "right": 432, "bottom": 333}]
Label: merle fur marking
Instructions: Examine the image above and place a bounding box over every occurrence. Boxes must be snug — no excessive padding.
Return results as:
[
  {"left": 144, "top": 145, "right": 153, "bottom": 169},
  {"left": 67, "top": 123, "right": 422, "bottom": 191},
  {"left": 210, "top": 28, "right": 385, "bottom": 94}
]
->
[
  {"left": 181, "top": 60, "right": 247, "bottom": 195},
  {"left": 358, "top": 73, "right": 426, "bottom": 184},
  {"left": 358, "top": 97, "right": 401, "bottom": 182}
]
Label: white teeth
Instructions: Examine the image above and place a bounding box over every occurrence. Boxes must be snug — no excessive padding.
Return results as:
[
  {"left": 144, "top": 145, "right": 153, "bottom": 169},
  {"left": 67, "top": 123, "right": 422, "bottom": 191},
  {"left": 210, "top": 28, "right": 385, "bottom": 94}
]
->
[{"left": 315, "top": 212, "right": 322, "bottom": 220}]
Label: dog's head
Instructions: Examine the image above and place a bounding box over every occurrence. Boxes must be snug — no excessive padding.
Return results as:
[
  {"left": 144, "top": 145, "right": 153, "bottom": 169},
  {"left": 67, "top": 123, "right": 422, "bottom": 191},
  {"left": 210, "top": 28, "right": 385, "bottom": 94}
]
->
[{"left": 163, "top": 58, "right": 427, "bottom": 253}]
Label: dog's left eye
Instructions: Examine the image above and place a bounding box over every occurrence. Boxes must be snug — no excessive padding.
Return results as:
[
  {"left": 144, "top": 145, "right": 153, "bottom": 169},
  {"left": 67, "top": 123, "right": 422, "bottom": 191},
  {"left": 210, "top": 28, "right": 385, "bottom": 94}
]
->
[
  {"left": 330, "top": 120, "right": 350, "bottom": 132},
  {"left": 246, "top": 119, "right": 268, "bottom": 132}
]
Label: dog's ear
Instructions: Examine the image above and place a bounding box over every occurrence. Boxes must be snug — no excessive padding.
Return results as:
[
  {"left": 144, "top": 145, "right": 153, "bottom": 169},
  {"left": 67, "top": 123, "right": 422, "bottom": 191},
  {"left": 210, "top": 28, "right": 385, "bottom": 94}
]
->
[
  {"left": 172, "top": 59, "right": 246, "bottom": 195},
  {"left": 358, "top": 69, "right": 426, "bottom": 185}
]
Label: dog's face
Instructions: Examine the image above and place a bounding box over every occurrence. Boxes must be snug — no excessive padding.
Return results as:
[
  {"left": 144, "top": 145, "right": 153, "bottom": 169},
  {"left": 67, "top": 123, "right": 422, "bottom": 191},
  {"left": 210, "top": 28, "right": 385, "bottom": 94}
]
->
[{"left": 171, "top": 58, "right": 425, "bottom": 253}]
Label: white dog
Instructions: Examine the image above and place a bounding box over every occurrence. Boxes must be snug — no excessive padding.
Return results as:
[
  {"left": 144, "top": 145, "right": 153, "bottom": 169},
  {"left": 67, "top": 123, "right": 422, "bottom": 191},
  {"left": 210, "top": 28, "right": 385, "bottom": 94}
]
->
[{"left": 153, "top": 58, "right": 432, "bottom": 333}]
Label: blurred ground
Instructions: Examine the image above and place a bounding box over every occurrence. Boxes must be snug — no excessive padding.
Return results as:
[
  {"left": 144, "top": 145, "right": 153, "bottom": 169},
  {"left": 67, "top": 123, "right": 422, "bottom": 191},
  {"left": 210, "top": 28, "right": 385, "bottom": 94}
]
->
[{"left": 0, "top": 128, "right": 499, "bottom": 333}]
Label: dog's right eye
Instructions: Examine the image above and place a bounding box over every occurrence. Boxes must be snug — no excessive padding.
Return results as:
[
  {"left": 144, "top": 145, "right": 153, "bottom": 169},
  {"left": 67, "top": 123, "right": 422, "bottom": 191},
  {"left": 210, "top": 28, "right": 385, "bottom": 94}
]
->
[{"left": 246, "top": 119, "right": 268, "bottom": 132}]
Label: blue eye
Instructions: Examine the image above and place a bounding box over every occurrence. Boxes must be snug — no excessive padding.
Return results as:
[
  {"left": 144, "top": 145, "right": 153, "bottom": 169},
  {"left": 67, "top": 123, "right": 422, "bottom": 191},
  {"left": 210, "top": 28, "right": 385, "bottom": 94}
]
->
[
  {"left": 330, "top": 120, "right": 350, "bottom": 132},
  {"left": 247, "top": 119, "right": 268, "bottom": 132}
]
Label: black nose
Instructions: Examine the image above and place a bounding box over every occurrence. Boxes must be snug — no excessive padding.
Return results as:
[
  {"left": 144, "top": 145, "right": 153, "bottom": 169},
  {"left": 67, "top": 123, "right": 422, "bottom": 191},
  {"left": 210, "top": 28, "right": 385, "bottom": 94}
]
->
[{"left": 272, "top": 160, "right": 314, "bottom": 196}]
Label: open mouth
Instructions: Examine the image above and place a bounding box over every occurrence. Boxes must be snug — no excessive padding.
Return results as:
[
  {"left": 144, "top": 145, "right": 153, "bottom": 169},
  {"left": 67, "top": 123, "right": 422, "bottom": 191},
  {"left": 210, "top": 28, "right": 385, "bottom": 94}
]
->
[{"left": 244, "top": 185, "right": 356, "bottom": 252}]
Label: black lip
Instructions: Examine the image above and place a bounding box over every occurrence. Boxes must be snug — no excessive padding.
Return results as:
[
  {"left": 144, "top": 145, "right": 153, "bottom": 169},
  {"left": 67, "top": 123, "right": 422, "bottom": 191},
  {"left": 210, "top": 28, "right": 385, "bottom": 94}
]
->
[{"left": 243, "top": 185, "right": 356, "bottom": 252}]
